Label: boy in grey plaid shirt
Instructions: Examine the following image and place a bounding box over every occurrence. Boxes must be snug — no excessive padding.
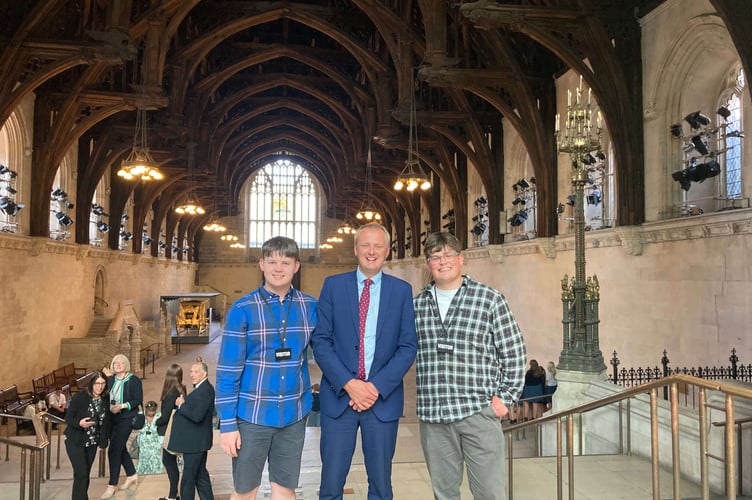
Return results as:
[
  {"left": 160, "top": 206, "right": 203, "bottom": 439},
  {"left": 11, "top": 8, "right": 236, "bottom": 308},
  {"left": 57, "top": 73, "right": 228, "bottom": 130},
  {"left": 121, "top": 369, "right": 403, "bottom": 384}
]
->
[{"left": 414, "top": 231, "right": 526, "bottom": 500}]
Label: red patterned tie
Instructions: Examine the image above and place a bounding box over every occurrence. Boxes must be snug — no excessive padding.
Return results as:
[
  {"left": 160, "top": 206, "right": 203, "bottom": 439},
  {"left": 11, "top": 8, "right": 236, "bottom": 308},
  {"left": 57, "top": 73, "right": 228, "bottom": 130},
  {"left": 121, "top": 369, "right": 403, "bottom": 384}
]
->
[{"left": 358, "top": 278, "right": 373, "bottom": 380}]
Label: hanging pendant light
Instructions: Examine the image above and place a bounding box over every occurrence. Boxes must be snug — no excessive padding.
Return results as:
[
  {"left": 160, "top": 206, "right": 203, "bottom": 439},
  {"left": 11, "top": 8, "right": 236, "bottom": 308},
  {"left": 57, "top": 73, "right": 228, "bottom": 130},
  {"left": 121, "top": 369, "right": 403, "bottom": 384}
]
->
[
  {"left": 356, "top": 143, "right": 383, "bottom": 222},
  {"left": 394, "top": 82, "right": 431, "bottom": 192},
  {"left": 118, "top": 85, "right": 163, "bottom": 181},
  {"left": 175, "top": 138, "right": 205, "bottom": 215}
]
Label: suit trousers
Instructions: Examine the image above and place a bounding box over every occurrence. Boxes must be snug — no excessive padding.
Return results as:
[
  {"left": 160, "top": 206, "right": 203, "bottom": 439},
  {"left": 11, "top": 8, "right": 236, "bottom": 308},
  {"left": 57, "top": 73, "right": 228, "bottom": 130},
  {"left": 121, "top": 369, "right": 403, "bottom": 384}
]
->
[
  {"left": 65, "top": 440, "right": 97, "bottom": 500},
  {"left": 319, "top": 407, "right": 399, "bottom": 500},
  {"left": 108, "top": 418, "right": 136, "bottom": 485},
  {"left": 162, "top": 449, "right": 180, "bottom": 498},
  {"left": 181, "top": 451, "right": 214, "bottom": 500}
]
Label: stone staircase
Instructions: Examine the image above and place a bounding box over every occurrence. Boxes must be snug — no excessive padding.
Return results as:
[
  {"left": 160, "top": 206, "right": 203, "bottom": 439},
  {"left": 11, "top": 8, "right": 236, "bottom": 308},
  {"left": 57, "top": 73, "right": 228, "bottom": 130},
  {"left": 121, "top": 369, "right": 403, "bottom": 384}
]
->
[{"left": 87, "top": 317, "right": 111, "bottom": 337}]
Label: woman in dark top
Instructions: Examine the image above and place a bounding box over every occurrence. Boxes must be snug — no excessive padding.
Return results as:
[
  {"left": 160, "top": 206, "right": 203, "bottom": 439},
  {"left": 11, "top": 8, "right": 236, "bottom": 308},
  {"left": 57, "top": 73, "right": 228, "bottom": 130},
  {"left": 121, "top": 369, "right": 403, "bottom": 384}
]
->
[
  {"left": 65, "top": 370, "right": 111, "bottom": 500},
  {"left": 520, "top": 359, "right": 547, "bottom": 420},
  {"left": 154, "top": 363, "right": 186, "bottom": 500},
  {"left": 102, "top": 354, "right": 143, "bottom": 499}
]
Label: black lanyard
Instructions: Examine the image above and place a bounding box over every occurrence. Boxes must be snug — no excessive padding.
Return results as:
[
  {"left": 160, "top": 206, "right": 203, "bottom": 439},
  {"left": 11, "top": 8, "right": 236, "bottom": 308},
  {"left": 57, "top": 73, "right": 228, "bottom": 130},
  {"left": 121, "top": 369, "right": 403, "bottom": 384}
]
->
[{"left": 259, "top": 287, "right": 294, "bottom": 348}]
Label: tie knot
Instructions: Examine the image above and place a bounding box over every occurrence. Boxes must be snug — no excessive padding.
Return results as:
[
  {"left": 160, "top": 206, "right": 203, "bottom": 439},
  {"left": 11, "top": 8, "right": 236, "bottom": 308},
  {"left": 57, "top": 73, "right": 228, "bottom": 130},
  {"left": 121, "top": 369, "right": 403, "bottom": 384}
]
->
[{"left": 364, "top": 278, "right": 373, "bottom": 287}]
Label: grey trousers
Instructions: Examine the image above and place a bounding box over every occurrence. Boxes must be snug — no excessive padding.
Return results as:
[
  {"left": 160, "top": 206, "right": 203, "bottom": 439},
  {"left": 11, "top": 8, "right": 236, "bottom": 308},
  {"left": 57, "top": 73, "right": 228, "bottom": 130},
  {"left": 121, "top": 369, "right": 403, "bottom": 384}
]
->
[{"left": 420, "top": 406, "right": 507, "bottom": 500}]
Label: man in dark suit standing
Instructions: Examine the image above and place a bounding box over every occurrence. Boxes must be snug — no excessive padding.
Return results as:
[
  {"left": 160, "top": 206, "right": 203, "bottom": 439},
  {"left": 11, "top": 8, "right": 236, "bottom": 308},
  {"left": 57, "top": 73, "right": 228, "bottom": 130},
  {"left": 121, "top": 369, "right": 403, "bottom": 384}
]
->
[
  {"left": 312, "top": 222, "right": 417, "bottom": 500},
  {"left": 168, "top": 358, "right": 215, "bottom": 500}
]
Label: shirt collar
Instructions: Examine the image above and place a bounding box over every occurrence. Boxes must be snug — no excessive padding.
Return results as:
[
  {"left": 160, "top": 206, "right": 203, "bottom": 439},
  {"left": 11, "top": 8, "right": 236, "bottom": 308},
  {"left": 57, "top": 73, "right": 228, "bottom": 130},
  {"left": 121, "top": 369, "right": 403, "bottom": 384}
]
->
[
  {"left": 356, "top": 269, "right": 382, "bottom": 286},
  {"left": 260, "top": 285, "right": 295, "bottom": 302},
  {"left": 424, "top": 274, "right": 469, "bottom": 294}
]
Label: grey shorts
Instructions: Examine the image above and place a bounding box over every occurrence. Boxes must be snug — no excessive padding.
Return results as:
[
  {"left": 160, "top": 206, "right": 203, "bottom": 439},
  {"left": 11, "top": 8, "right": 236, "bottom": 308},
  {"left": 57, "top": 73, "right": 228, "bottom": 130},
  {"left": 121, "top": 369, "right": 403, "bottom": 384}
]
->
[{"left": 232, "top": 418, "right": 306, "bottom": 493}]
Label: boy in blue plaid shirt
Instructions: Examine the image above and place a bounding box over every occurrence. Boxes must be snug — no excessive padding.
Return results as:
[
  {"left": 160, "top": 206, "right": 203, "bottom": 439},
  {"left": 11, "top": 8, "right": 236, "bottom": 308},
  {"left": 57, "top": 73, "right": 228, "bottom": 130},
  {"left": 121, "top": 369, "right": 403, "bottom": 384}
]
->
[{"left": 216, "top": 236, "right": 317, "bottom": 500}]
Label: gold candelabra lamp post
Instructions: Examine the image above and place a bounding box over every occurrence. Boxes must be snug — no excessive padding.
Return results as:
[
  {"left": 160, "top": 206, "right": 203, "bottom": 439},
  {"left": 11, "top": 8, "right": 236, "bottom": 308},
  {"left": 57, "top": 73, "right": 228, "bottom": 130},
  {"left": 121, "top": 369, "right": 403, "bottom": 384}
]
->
[{"left": 555, "top": 77, "right": 606, "bottom": 373}]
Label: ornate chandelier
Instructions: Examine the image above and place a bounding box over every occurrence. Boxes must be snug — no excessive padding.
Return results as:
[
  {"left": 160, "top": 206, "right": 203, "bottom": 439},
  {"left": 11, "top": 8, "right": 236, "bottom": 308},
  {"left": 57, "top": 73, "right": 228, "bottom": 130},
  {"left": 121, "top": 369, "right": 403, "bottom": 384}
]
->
[
  {"left": 356, "top": 143, "right": 382, "bottom": 221},
  {"left": 175, "top": 138, "right": 205, "bottom": 215},
  {"left": 118, "top": 89, "right": 163, "bottom": 181},
  {"left": 394, "top": 84, "right": 431, "bottom": 192}
]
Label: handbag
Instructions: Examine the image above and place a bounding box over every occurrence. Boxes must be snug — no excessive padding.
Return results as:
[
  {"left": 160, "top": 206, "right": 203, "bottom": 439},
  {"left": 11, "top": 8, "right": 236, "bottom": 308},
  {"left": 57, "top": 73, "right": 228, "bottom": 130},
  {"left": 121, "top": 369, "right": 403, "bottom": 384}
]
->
[
  {"left": 131, "top": 405, "right": 145, "bottom": 430},
  {"left": 161, "top": 409, "right": 181, "bottom": 456}
]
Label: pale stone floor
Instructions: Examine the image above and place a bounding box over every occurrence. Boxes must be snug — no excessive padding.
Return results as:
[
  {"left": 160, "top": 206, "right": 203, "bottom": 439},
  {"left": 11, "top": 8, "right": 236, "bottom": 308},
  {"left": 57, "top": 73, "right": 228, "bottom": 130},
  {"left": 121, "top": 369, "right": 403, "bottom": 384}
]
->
[{"left": 0, "top": 341, "right": 743, "bottom": 499}]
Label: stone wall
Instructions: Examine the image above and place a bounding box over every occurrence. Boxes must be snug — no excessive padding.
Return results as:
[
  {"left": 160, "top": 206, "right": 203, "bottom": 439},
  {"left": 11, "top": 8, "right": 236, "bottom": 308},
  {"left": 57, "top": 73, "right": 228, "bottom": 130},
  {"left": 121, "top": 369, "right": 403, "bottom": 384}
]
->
[{"left": 0, "top": 234, "right": 195, "bottom": 392}]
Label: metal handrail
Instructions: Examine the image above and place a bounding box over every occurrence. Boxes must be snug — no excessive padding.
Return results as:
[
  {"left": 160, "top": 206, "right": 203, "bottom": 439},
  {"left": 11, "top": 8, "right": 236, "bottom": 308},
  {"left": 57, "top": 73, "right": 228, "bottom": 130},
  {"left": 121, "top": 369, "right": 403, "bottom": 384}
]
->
[
  {"left": 139, "top": 342, "right": 160, "bottom": 379},
  {"left": 0, "top": 412, "right": 48, "bottom": 500},
  {"left": 38, "top": 412, "right": 65, "bottom": 478},
  {"left": 505, "top": 373, "right": 752, "bottom": 500}
]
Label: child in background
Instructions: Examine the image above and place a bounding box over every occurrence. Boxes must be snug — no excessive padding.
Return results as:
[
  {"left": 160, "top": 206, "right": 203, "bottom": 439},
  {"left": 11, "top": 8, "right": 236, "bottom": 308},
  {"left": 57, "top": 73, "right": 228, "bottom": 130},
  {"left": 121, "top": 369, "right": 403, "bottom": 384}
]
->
[{"left": 135, "top": 400, "right": 163, "bottom": 474}]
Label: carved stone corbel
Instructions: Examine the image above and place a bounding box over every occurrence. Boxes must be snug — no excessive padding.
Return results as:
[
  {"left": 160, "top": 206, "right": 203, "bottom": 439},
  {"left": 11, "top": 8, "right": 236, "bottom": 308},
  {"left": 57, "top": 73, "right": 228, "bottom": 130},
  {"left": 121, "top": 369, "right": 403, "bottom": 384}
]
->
[
  {"left": 616, "top": 226, "right": 643, "bottom": 256},
  {"left": 537, "top": 237, "right": 557, "bottom": 259}
]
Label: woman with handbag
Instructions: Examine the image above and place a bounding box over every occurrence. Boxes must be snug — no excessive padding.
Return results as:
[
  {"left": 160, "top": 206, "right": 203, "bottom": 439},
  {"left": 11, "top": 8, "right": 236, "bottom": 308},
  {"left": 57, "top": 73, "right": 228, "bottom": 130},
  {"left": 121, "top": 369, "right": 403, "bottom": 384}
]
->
[
  {"left": 155, "top": 363, "right": 186, "bottom": 500},
  {"left": 102, "top": 354, "right": 143, "bottom": 499},
  {"left": 65, "top": 370, "right": 111, "bottom": 500}
]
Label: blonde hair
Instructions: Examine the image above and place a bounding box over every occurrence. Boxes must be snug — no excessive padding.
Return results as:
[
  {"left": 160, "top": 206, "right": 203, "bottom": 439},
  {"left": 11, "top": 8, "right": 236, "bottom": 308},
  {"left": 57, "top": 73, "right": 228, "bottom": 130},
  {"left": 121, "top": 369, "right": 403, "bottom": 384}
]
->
[
  {"left": 547, "top": 361, "right": 557, "bottom": 376},
  {"left": 110, "top": 354, "right": 131, "bottom": 373}
]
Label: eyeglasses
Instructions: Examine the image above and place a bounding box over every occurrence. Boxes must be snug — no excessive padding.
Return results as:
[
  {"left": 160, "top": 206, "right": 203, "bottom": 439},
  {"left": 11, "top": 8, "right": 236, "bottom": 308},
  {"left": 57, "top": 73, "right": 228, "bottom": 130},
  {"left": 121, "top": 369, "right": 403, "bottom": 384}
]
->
[{"left": 427, "top": 252, "right": 460, "bottom": 263}]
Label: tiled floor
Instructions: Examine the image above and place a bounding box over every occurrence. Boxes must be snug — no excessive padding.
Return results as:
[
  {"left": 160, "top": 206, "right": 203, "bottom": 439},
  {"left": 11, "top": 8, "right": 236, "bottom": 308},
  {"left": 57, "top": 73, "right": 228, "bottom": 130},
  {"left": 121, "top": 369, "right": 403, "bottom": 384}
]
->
[{"left": 0, "top": 340, "right": 736, "bottom": 499}]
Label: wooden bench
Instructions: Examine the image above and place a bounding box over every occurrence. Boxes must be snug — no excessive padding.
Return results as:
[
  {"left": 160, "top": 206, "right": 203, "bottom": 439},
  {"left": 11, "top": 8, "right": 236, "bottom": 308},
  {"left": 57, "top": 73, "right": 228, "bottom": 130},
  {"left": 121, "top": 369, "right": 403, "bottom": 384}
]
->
[
  {"left": 74, "top": 372, "right": 95, "bottom": 393},
  {"left": 32, "top": 374, "right": 56, "bottom": 397},
  {"left": 53, "top": 363, "right": 87, "bottom": 387},
  {"left": 1, "top": 385, "right": 33, "bottom": 416}
]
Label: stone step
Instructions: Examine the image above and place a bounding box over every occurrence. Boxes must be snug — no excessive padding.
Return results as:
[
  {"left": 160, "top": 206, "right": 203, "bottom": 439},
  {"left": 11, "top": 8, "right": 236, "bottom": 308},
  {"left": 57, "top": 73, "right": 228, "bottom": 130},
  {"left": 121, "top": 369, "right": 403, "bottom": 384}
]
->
[{"left": 87, "top": 318, "right": 111, "bottom": 337}]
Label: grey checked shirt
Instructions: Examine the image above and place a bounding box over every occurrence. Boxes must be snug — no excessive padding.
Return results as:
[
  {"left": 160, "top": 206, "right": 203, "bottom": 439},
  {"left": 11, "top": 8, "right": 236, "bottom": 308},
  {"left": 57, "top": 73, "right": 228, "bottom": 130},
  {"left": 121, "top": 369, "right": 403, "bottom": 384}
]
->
[{"left": 414, "top": 275, "right": 526, "bottom": 424}]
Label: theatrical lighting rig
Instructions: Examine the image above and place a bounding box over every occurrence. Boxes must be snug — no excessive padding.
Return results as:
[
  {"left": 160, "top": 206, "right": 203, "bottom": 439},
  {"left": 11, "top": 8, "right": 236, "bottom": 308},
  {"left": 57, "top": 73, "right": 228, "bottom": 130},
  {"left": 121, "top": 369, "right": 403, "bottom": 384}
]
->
[{"left": 669, "top": 107, "right": 743, "bottom": 193}]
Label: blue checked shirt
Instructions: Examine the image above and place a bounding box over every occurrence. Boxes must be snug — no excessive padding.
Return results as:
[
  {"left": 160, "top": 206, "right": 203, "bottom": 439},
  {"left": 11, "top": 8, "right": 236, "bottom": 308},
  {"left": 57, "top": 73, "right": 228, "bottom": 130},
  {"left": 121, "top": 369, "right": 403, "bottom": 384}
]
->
[
  {"left": 216, "top": 286, "right": 317, "bottom": 431},
  {"left": 413, "top": 275, "right": 526, "bottom": 424}
]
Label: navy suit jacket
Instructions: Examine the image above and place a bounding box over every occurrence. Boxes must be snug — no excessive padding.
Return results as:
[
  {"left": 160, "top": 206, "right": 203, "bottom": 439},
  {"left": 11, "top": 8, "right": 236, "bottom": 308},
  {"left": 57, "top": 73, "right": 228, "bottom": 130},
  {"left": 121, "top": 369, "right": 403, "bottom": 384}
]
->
[
  {"left": 312, "top": 270, "right": 417, "bottom": 422},
  {"left": 168, "top": 379, "right": 215, "bottom": 454}
]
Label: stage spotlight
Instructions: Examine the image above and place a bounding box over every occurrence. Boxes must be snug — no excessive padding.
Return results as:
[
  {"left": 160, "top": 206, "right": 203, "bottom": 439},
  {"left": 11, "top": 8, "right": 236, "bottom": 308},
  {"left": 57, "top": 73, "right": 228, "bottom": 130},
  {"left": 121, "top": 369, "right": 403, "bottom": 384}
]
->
[
  {"left": 517, "top": 178, "right": 530, "bottom": 189},
  {"left": 158, "top": 241, "right": 167, "bottom": 249},
  {"left": 474, "top": 196, "right": 487, "bottom": 206},
  {"left": 142, "top": 235, "right": 153, "bottom": 244},
  {"left": 96, "top": 221, "right": 110, "bottom": 232},
  {"left": 54, "top": 211, "right": 73, "bottom": 226},
  {"left": 582, "top": 153, "right": 597, "bottom": 165},
  {"left": 0, "top": 196, "right": 24, "bottom": 215},
  {"left": 64, "top": 201, "right": 74, "bottom": 209},
  {"left": 51, "top": 188, "right": 68, "bottom": 200},
  {"left": 508, "top": 210, "right": 528, "bottom": 227},
  {"left": 717, "top": 106, "right": 731, "bottom": 121},
  {"left": 470, "top": 222, "right": 486, "bottom": 236},
  {"left": 0, "top": 165, "right": 17, "bottom": 178},
  {"left": 692, "top": 160, "right": 721, "bottom": 181},
  {"left": 672, "top": 160, "right": 720, "bottom": 191},
  {"left": 2, "top": 185, "right": 17, "bottom": 195},
  {"left": 671, "top": 169, "right": 691, "bottom": 191},
  {"left": 670, "top": 123, "right": 684, "bottom": 137},
  {"left": 684, "top": 111, "right": 710, "bottom": 129},
  {"left": 121, "top": 214, "right": 129, "bottom": 221},
  {"left": 587, "top": 189, "right": 602, "bottom": 206},
  {"left": 91, "top": 203, "right": 108, "bottom": 216},
  {"left": 556, "top": 203, "right": 565, "bottom": 215},
  {"left": 512, "top": 196, "right": 526, "bottom": 206},
  {"left": 566, "top": 194, "right": 576, "bottom": 206},
  {"left": 690, "top": 134, "right": 709, "bottom": 155}
]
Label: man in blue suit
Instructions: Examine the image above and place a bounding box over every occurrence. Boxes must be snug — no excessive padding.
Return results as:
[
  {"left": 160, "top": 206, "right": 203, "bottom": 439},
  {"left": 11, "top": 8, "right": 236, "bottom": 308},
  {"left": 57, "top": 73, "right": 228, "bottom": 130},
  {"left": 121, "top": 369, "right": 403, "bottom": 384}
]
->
[{"left": 312, "top": 222, "right": 417, "bottom": 500}]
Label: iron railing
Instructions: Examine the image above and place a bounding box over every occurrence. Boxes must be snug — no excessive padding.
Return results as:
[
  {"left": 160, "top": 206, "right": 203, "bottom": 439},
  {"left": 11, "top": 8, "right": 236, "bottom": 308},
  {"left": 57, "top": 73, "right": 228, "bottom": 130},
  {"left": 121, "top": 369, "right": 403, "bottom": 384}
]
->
[
  {"left": 505, "top": 374, "right": 752, "bottom": 500},
  {"left": 0, "top": 412, "right": 47, "bottom": 500},
  {"left": 139, "top": 342, "right": 160, "bottom": 379}
]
